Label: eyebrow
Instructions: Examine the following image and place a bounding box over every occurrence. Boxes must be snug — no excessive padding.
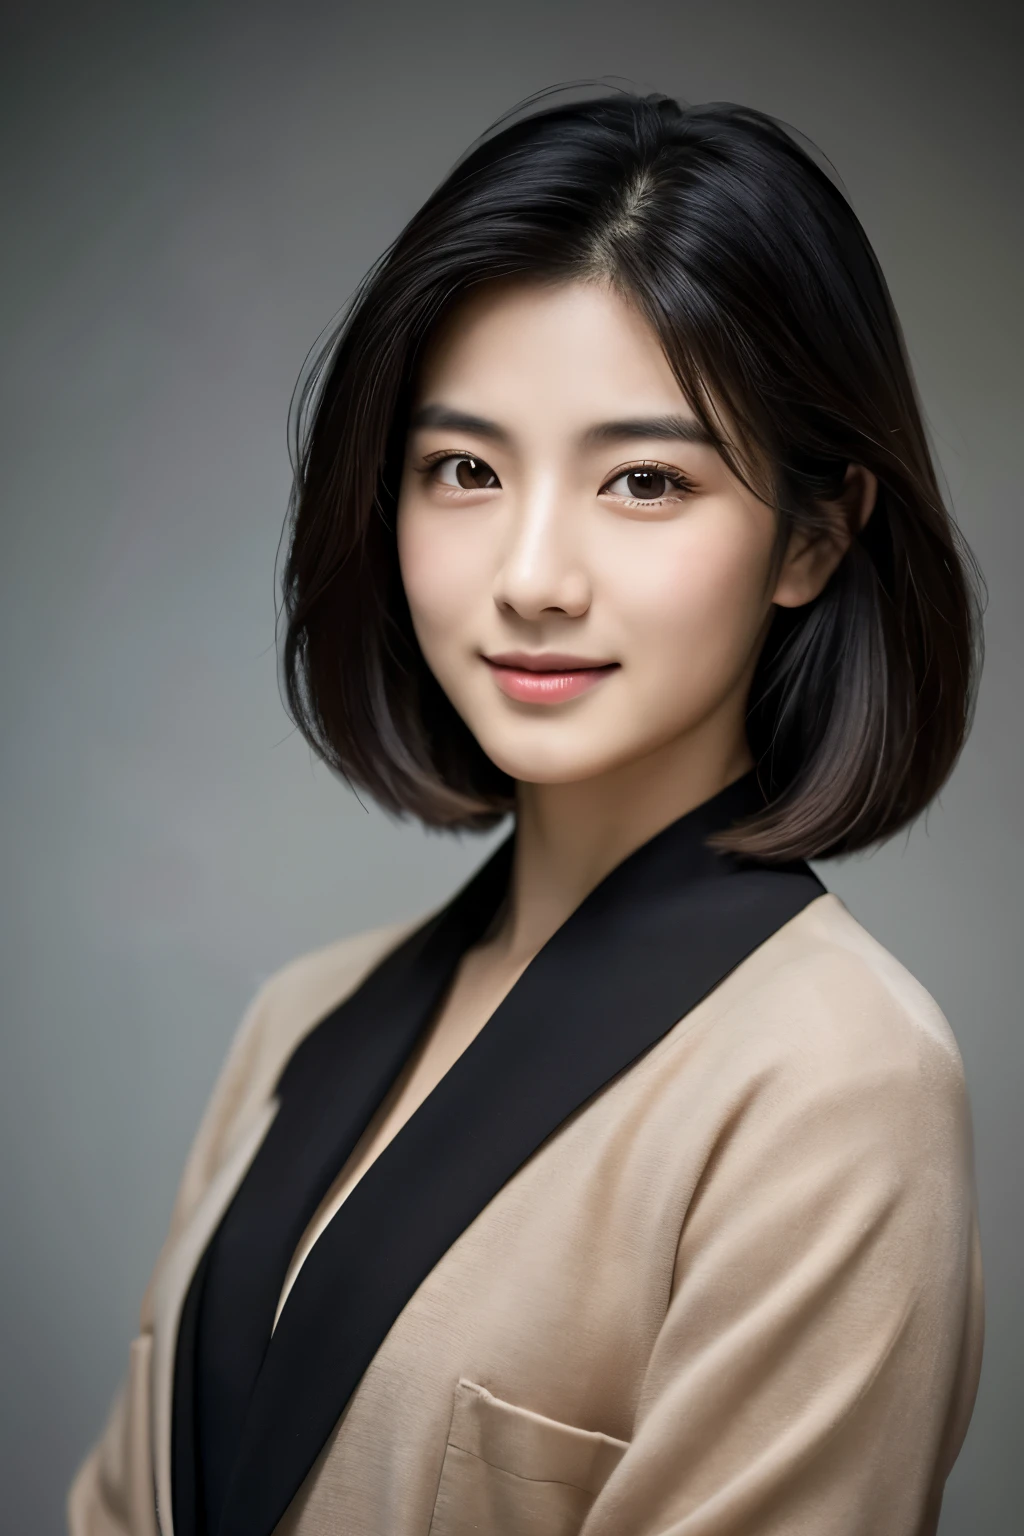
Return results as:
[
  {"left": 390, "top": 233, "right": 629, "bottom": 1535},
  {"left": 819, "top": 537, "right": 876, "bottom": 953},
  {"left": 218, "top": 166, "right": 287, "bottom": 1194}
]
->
[{"left": 408, "top": 404, "right": 717, "bottom": 450}]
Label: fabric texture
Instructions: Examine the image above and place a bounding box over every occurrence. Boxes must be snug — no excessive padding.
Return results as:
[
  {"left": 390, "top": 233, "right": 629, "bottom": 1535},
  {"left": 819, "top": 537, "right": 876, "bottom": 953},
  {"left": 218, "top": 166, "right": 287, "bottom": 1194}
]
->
[{"left": 69, "top": 887, "right": 984, "bottom": 1536}]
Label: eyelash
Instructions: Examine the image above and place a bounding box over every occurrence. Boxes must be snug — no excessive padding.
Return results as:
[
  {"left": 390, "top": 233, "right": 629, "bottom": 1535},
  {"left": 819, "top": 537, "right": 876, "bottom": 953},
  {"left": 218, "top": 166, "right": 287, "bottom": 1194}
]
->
[{"left": 418, "top": 450, "right": 696, "bottom": 507}]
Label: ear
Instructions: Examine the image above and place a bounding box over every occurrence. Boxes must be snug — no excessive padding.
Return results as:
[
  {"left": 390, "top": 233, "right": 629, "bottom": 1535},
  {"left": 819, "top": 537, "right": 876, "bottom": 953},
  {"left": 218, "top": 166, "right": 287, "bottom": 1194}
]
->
[{"left": 772, "top": 463, "right": 878, "bottom": 609}]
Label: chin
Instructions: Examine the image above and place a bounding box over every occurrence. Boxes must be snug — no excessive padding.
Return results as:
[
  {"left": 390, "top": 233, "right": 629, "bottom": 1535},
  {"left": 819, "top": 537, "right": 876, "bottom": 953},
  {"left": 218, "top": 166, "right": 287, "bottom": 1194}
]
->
[{"left": 473, "top": 731, "right": 634, "bottom": 788}]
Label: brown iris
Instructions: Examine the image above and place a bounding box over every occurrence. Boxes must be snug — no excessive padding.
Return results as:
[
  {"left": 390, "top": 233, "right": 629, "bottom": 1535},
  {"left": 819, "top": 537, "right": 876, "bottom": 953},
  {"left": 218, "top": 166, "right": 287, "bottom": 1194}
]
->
[
  {"left": 454, "top": 456, "right": 498, "bottom": 489},
  {"left": 623, "top": 468, "right": 670, "bottom": 499}
]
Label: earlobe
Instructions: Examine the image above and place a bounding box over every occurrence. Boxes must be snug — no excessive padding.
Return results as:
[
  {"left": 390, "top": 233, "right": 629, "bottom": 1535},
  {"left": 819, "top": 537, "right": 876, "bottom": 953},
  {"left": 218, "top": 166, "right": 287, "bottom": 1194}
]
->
[{"left": 772, "top": 464, "right": 878, "bottom": 609}]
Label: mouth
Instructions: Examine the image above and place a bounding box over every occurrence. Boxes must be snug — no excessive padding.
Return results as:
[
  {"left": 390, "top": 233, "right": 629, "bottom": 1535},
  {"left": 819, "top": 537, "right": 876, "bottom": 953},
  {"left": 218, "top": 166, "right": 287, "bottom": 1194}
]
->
[{"left": 482, "top": 651, "right": 620, "bottom": 705}]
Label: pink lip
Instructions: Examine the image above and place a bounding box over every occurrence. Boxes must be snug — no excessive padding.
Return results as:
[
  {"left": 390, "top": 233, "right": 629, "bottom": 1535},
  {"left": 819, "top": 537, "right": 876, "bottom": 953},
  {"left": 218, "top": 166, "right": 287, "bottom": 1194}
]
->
[{"left": 483, "top": 652, "right": 620, "bottom": 705}]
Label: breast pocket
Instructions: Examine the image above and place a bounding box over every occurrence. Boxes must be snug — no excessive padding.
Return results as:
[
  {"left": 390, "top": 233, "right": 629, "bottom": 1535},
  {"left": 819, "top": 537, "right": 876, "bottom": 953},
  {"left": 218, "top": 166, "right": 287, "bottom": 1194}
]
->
[{"left": 428, "top": 1377, "right": 628, "bottom": 1536}]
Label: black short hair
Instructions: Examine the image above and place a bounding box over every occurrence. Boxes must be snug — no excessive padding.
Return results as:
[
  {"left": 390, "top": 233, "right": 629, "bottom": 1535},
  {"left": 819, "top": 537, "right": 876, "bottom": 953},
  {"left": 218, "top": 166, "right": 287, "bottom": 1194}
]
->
[{"left": 279, "top": 87, "right": 984, "bottom": 860}]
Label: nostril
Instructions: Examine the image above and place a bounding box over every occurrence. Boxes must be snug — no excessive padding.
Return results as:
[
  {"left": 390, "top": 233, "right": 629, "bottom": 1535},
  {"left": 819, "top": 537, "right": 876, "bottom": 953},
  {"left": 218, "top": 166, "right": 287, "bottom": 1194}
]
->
[{"left": 493, "top": 571, "right": 591, "bottom": 623}]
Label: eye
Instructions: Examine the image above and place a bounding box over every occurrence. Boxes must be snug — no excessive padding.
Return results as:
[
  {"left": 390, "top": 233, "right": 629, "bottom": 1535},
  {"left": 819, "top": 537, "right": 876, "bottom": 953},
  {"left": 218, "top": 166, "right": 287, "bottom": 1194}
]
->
[
  {"left": 602, "top": 464, "right": 691, "bottom": 503},
  {"left": 427, "top": 453, "right": 501, "bottom": 491}
]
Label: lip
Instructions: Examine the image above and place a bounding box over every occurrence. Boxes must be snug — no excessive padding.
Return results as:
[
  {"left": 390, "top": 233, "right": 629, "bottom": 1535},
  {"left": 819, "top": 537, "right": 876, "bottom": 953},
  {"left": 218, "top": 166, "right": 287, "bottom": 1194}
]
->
[{"left": 483, "top": 651, "right": 620, "bottom": 705}]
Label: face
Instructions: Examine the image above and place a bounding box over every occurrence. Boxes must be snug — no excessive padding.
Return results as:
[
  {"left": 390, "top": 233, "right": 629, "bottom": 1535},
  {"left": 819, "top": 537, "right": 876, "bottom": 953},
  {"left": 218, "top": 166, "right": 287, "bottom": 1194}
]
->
[{"left": 396, "top": 278, "right": 827, "bottom": 791}]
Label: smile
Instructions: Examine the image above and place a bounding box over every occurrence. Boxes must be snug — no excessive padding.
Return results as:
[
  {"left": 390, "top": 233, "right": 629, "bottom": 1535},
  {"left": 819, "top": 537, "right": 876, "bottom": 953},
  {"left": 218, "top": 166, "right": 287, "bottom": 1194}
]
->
[{"left": 483, "top": 652, "right": 620, "bottom": 704}]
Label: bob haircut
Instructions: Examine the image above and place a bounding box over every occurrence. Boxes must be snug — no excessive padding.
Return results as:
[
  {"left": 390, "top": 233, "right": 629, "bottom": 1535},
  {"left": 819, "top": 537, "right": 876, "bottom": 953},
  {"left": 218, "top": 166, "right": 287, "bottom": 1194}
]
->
[{"left": 280, "top": 87, "right": 984, "bottom": 861}]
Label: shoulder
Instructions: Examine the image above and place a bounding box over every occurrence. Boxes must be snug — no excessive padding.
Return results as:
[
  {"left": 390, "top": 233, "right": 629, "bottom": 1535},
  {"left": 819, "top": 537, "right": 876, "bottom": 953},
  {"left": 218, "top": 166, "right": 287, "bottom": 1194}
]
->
[
  {"left": 674, "top": 891, "right": 974, "bottom": 1178},
  {"left": 715, "top": 890, "right": 966, "bottom": 1081},
  {"left": 256, "top": 917, "right": 422, "bottom": 1035},
  {"left": 171, "top": 914, "right": 425, "bottom": 1215},
  {"left": 231, "top": 914, "right": 426, "bottom": 1103},
  {"left": 671, "top": 892, "right": 979, "bottom": 1273}
]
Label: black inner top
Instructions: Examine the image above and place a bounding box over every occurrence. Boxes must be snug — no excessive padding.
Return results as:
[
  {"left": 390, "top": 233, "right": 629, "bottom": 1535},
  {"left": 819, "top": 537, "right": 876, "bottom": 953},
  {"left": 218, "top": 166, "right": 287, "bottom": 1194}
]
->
[{"left": 171, "top": 770, "right": 826, "bottom": 1536}]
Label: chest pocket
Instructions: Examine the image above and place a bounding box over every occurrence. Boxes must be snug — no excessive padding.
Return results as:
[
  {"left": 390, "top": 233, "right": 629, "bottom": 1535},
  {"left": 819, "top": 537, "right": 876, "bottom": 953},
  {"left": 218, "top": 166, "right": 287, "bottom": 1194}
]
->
[{"left": 428, "top": 1378, "right": 628, "bottom": 1536}]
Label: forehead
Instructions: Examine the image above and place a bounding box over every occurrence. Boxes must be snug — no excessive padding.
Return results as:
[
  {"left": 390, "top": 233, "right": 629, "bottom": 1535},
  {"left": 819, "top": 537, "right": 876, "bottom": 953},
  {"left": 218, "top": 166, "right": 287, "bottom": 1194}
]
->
[{"left": 412, "top": 277, "right": 692, "bottom": 423}]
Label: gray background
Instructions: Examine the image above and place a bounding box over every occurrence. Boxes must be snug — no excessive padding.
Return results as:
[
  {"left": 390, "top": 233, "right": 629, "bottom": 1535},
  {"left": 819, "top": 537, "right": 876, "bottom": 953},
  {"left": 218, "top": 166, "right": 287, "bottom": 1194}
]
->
[{"left": 2, "top": 1, "right": 1020, "bottom": 1531}]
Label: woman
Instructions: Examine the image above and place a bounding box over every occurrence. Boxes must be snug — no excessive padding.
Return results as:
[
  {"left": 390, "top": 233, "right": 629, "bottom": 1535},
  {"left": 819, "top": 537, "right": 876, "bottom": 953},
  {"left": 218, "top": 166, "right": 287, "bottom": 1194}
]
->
[{"left": 70, "top": 90, "right": 985, "bottom": 1536}]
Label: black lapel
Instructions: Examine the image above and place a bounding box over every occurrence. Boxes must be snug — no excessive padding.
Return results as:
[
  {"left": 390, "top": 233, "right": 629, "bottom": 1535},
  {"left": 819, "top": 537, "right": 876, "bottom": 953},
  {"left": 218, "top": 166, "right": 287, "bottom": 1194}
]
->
[
  {"left": 174, "top": 840, "right": 513, "bottom": 1536},
  {"left": 193, "top": 772, "right": 825, "bottom": 1536}
]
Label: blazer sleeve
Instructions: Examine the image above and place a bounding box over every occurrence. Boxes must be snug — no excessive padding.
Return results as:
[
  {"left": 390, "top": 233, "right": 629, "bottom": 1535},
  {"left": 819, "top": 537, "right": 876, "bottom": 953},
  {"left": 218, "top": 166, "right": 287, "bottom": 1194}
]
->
[{"left": 578, "top": 996, "right": 985, "bottom": 1536}]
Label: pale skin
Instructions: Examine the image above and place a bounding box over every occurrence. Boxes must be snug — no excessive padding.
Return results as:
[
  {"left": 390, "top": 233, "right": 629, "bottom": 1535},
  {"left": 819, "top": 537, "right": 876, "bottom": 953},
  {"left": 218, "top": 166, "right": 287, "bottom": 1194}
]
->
[{"left": 276, "top": 277, "right": 876, "bottom": 1307}]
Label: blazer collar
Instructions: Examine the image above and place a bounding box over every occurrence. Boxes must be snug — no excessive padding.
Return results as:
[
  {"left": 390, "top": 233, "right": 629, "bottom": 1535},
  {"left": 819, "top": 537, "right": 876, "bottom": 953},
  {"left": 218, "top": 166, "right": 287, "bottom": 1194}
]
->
[{"left": 174, "top": 770, "right": 826, "bottom": 1536}]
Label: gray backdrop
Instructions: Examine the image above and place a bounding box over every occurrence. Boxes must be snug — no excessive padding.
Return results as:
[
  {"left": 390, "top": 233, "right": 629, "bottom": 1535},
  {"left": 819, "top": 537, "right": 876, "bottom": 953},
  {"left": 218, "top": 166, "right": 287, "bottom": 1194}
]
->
[{"left": 2, "top": 2, "right": 1020, "bottom": 1531}]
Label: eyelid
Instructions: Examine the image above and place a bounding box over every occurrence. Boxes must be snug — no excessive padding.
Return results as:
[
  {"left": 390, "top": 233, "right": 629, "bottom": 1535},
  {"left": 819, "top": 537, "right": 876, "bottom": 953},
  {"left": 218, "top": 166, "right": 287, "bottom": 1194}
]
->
[{"left": 420, "top": 447, "right": 495, "bottom": 467}]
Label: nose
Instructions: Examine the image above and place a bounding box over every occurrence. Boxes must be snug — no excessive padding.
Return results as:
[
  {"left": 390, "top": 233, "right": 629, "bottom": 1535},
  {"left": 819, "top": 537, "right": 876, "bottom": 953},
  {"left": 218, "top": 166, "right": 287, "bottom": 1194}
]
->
[{"left": 492, "top": 478, "right": 591, "bottom": 623}]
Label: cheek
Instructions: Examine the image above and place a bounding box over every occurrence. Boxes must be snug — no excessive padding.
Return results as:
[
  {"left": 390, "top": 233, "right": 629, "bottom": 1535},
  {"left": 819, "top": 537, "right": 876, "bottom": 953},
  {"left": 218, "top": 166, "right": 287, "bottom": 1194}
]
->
[
  {"left": 605, "top": 516, "right": 773, "bottom": 672},
  {"left": 397, "top": 510, "right": 482, "bottom": 643}
]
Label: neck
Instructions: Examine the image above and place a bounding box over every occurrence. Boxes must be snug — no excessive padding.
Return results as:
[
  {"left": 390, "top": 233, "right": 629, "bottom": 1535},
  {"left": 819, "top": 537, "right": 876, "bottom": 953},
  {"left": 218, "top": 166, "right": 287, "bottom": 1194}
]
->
[{"left": 493, "top": 727, "right": 756, "bottom": 966}]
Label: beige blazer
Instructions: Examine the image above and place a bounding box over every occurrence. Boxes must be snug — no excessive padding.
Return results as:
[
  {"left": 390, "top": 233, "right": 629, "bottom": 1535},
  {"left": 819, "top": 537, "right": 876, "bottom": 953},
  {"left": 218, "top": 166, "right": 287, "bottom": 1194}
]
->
[{"left": 68, "top": 892, "right": 983, "bottom": 1536}]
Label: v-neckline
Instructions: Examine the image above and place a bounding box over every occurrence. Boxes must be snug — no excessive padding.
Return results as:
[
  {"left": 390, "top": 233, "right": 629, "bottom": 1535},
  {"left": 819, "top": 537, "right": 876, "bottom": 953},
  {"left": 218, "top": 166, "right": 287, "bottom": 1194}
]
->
[{"left": 171, "top": 769, "right": 827, "bottom": 1536}]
